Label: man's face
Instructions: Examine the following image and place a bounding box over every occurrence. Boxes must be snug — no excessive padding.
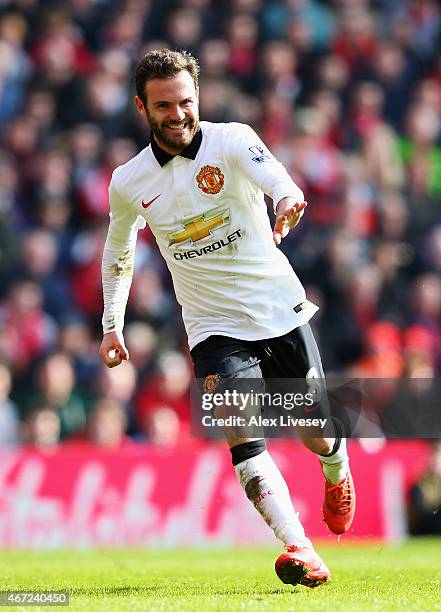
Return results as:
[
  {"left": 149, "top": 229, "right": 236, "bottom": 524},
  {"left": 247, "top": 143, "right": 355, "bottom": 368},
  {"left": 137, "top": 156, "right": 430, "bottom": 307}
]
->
[{"left": 135, "top": 70, "right": 199, "bottom": 154}]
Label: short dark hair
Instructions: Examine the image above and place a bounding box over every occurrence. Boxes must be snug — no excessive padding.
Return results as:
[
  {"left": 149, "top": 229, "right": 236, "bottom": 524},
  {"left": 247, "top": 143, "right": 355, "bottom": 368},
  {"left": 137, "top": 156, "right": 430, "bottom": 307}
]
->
[{"left": 135, "top": 49, "right": 200, "bottom": 106}]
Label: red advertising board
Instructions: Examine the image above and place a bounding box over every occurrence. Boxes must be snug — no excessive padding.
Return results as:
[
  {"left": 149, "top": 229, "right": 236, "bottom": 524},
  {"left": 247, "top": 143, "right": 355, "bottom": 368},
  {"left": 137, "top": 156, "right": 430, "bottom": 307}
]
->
[{"left": 0, "top": 441, "right": 430, "bottom": 548}]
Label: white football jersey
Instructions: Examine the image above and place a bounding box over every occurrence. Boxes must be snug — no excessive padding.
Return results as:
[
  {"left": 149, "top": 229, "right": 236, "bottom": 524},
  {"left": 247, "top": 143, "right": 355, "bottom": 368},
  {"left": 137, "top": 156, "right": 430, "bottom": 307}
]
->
[{"left": 102, "top": 121, "right": 318, "bottom": 349}]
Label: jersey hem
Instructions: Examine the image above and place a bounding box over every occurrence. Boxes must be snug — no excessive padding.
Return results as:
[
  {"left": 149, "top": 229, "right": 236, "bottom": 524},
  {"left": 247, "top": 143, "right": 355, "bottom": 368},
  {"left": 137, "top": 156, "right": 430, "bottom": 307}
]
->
[{"left": 187, "top": 305, "right": 318, "bottom": 351}]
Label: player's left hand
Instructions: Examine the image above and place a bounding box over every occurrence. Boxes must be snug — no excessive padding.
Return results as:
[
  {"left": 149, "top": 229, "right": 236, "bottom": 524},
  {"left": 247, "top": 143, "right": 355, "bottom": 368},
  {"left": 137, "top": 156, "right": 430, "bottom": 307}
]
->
[{"left": 273, "top": 201, "right": 307, "bottom": 246}]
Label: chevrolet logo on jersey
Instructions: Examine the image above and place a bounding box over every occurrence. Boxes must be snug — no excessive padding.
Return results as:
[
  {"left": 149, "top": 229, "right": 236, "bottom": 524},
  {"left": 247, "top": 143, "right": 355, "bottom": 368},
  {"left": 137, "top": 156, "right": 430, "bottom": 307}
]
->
[{"left": 168, "top": 209, "right": 230, "bottom": 247}]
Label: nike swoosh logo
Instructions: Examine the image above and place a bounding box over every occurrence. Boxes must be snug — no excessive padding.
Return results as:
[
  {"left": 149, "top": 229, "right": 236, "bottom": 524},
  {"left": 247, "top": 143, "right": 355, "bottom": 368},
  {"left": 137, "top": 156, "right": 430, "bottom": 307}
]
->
[{"left": 142, "top": 194, "right": 161, "bottom": 208}]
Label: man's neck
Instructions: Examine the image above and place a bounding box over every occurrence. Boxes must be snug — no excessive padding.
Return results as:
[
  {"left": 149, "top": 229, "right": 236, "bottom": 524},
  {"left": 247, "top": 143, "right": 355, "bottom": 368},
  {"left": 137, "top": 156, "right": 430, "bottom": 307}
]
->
[{"left": 153, "top": 136, "right": 185, "bottom": 156}]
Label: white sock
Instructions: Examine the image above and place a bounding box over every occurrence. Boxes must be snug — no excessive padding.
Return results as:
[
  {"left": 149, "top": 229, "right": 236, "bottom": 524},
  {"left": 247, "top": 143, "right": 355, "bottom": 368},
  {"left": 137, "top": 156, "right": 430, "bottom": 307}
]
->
[
  {"left": 319, "top": 437, "right": 349, "bottom": 484},
  {"left": 234, "top": 450, "right": 311, "bottom": 548}
]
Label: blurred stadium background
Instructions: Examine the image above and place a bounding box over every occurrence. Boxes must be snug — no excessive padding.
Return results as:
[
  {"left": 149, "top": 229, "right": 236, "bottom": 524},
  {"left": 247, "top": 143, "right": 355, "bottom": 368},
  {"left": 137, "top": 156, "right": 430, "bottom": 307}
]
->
[{"left": 0, "top": 0, "right": 440, "bottom": 548}]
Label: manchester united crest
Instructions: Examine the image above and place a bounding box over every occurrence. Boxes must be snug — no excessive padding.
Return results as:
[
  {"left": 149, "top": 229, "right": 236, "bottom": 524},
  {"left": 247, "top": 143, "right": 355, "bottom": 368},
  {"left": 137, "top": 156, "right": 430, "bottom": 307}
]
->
[
  {"left": 197, "top": 165, "right": 224, "bottom": 195},
  {"left": 203, "top": 373, "right": 221, "bottom": 393}
]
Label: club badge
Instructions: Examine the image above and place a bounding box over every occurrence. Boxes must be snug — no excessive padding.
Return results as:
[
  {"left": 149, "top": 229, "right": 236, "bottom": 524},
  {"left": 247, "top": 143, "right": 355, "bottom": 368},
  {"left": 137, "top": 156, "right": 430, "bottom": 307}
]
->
[
  {"left": 203, "top": 373, "right": 221, "bottom": 393},
  {"left": 197, "top": 165, "right": 224, "bottom": 194}
]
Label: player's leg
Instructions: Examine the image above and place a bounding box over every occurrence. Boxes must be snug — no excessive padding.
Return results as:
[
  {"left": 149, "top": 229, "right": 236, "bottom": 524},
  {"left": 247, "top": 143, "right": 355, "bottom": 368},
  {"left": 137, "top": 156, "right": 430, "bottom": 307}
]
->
[
  {"left": 263, "top": 324, "right": 355, "bottom": 535},
  {"left": 228, "top": 436, "right": 331, "bottom": 587},
  {"left": 191, "top": 335, "right": 310, "bottom": 546},
  {"left": 228, "top": 437, "right": 312, "bottom": 548},
  {"left": 191, "top": 335, "right": 329, "bottom": 586}
]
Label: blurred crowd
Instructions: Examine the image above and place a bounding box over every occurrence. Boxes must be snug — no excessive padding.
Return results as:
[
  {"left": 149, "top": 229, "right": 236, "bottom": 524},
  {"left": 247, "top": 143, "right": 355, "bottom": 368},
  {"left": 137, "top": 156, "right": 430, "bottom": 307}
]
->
[{"left": 0, "top": 0, "right": 440, "bottom": 450}]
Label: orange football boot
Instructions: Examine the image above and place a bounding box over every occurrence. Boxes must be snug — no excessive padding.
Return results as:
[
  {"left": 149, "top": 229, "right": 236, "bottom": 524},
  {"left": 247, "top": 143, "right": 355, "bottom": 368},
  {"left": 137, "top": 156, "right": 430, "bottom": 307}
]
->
[
  {"left": 322, "top": 470, "right": 356, "bottom": 535},
  {"left": 275, "top": 545, "right": 331, "bottom": 588}
]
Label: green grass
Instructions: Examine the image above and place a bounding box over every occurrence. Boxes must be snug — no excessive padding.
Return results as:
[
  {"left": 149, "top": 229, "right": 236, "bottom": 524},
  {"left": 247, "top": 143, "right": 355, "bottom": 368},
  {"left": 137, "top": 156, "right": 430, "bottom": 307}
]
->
[{"left": 1, "top": 539, "right": 440, "bottom": 611}]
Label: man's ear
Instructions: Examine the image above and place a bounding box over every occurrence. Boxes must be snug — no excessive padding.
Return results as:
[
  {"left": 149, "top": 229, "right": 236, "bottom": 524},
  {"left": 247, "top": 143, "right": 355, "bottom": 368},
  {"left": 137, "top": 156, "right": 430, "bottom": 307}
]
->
[{"left": 134, "top": 95, "right": 146, "bottom": 116}]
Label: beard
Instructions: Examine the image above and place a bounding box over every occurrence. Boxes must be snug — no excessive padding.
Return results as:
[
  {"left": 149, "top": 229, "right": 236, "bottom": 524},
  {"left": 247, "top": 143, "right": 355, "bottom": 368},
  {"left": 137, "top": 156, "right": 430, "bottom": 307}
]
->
[{"left": 146, "top": 110, "right": 199, "bottom": 153}]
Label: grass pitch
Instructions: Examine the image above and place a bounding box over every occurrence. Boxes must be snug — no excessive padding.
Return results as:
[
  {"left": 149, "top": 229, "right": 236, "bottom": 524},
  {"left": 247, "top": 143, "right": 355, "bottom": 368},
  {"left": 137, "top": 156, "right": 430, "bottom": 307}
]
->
[{"left": 1, "top": 538, "right": 440, "bottom": 611}]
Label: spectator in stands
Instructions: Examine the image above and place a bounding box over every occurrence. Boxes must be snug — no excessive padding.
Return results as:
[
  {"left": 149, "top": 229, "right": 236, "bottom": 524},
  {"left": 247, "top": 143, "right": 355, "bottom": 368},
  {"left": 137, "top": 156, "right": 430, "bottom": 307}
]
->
[
  {"left": 408, "top": 440, "right": 441, "bottom": 535},
  {"left": 29, "top": 351, "right": 90, "bottom": 439},
  {"left": 17, "top": 228, "right": 75, "bottom": 321},
  {"left": 0, "top": 360, "right": 19, "bottom": 446},
  {"left": 87, "top": 398, "right": 131, "bottom": 449},
  {"left": 58, "top": 315, "right": 100, "bottom": 388},
  {"left": 142, "top": 405, "right": 182, "bottom": 448},
  {"left": 94, "top": 359, "right": 137, "bottom": 432},
  {"left": 22, "top": 404, "right": 61, "bottom": 450},
  {"left": 0, "top": 279, "right": 57, "bottom": 372},
  {"left": 135, "top": 350, "right": 192, "bottom": 434}
]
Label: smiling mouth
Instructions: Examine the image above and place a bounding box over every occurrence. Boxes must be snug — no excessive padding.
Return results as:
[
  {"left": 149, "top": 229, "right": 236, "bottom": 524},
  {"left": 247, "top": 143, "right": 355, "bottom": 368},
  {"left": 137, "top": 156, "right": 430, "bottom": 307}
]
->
[{"left": 166, "top": 123, "right": 188, "bottom": 130}]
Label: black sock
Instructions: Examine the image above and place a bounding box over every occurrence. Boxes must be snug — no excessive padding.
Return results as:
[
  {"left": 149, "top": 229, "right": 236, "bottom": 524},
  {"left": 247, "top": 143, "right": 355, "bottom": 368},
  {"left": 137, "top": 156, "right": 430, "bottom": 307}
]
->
[
  {"left": 317, "top": 418, "right": 343, "bottom": 457},
  {"left": 230, "top": 439, "right": 266, "bottom": 466}
]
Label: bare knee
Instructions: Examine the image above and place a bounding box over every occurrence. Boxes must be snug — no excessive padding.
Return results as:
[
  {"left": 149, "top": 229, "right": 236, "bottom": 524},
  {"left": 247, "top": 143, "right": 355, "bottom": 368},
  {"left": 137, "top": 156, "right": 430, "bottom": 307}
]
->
[{"left": 301, "top": 437, "right": 334, "bottom": 455}]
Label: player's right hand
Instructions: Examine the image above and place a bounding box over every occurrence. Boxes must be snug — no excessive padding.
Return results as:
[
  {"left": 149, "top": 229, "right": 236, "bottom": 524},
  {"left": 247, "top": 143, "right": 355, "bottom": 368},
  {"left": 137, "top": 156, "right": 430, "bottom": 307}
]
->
[
  {"left": 99, "top": 331, "right": 129, "bottom": 368},
  {"left": 273, "top": 201, "right": 307, "bottom": 246}
]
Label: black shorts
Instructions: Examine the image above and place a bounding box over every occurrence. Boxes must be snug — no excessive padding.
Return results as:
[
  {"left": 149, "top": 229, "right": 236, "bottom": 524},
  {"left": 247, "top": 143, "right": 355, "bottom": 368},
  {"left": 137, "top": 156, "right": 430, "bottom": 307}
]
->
[
  {"left": 191, "top": 324, "right": 337, "bottom": 438},
  {"left": 190, "top": 323, "right": 325, "bottom": 382}
]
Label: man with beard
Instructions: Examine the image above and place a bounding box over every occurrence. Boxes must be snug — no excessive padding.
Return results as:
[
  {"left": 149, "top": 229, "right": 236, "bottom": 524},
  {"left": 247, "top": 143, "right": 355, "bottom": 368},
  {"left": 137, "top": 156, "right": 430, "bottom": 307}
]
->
[{"left": 99, "top": 49, "right": 355, "bottom": 588}]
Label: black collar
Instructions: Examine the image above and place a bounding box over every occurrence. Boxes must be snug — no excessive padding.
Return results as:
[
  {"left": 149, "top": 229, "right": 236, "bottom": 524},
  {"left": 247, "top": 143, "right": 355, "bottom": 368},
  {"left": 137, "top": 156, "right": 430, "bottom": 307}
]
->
[{"left": 150, "top": 128, "right": 203, "bottom": 167}]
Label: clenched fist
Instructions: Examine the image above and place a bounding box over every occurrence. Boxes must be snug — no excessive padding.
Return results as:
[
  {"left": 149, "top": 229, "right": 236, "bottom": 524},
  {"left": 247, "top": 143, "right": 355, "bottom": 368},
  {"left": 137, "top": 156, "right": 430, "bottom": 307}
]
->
[{"left": 99, "top": 331, "right": 129, "bottom": 368}]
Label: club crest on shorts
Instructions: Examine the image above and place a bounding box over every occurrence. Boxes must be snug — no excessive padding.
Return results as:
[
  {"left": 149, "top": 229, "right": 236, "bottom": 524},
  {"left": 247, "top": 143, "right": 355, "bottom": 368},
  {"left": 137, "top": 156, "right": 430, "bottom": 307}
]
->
[
  {"left": 203, "top": 373, "right": 221, "bottom": 393},
  {"left": 197, "top": 165, "right": 224, "bottom": 194}
]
